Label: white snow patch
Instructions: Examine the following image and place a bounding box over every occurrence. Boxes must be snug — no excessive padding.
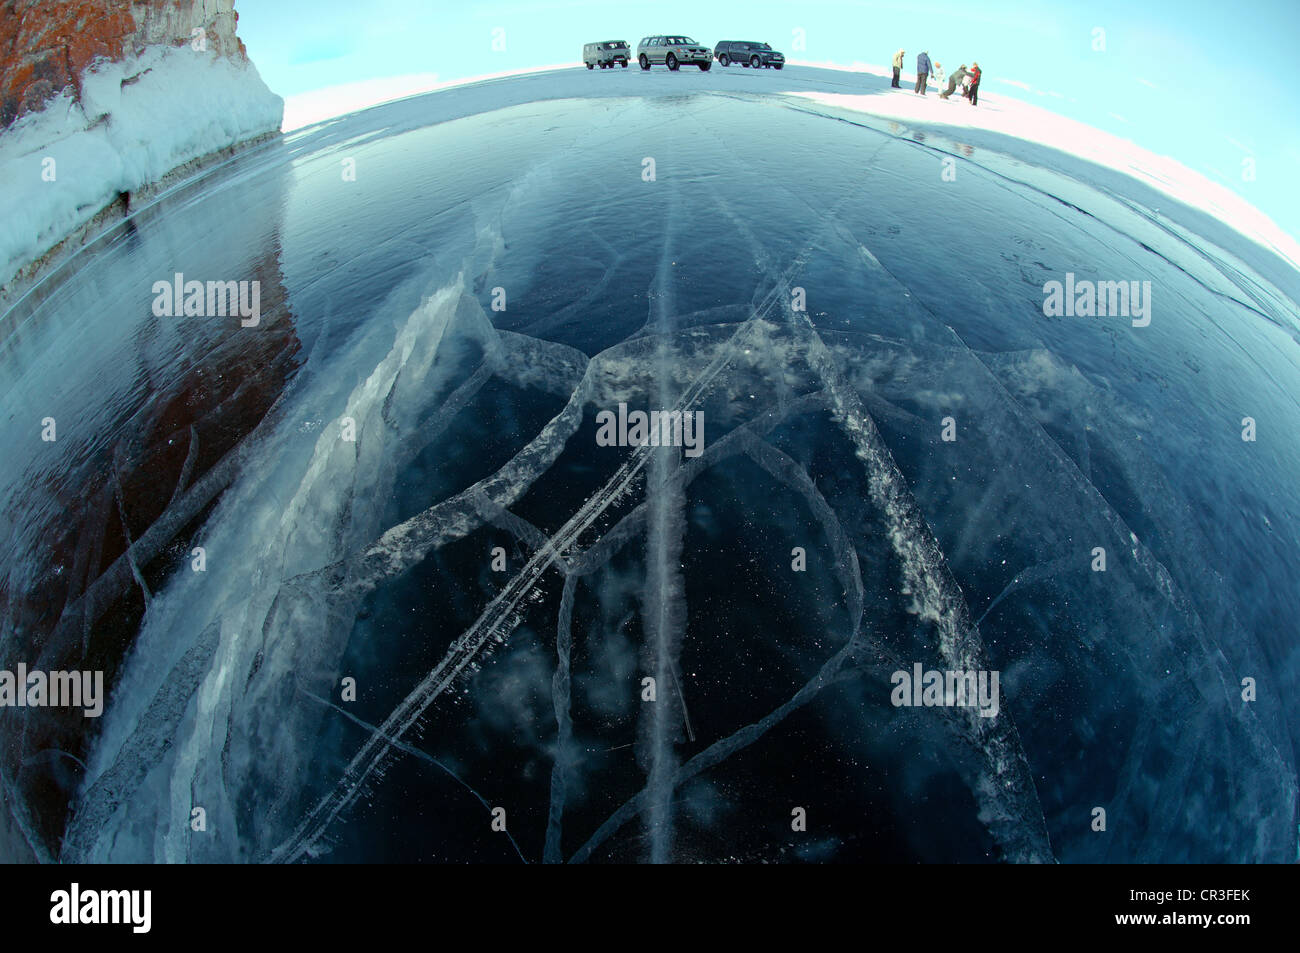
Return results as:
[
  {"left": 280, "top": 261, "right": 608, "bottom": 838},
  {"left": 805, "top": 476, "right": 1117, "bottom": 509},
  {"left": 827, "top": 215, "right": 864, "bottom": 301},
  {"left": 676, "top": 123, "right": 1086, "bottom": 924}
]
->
[
  {"left": 781, "top": 62, "right": 1300, "bottom": 272},
  {"left": 281, "top": 73, "right": 442, "bottom": 132},
  {"left": 281, "top": 63, "right": 579, "bottom": 132}
]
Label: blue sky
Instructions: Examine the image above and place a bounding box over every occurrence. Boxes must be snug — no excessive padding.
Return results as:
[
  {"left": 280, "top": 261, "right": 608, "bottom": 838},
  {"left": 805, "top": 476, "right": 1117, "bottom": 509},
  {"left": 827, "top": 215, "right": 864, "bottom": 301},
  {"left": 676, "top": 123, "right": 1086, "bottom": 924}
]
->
[{"left": 238, "top": 0, "right": 1300, "bottom": 243}]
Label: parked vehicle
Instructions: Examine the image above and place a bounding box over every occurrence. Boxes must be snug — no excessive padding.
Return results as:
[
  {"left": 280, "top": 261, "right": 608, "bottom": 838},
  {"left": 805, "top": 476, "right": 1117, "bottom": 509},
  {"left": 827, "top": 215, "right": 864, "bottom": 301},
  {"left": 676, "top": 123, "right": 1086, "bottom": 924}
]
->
[
  {"left": 713, "top": 40, "right": 785, "bottom": 69},
  {"left": 636, "top": 36, "right": 713, "bottom": 71},
  {"left": 583, "top": 40, "right": 630, "bottom": 69}
]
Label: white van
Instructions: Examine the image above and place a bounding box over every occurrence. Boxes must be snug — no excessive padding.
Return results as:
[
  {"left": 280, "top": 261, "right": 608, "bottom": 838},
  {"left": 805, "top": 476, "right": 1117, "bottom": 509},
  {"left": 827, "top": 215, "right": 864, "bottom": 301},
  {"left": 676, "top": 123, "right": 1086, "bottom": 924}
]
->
[{"left": 583, "top": 41, "right": 631, "bottom": 69}]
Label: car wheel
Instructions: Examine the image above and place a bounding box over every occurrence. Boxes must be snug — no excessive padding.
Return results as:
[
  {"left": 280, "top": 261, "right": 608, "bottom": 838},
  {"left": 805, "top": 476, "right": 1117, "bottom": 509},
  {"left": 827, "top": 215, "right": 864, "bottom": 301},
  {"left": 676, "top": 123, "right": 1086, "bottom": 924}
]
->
[
  {"left": 639, "top": 54, "right": 650, "bottom": 70},
  {"left": 586, "top": 63, "right": 594, "bottom": 70},
  {"left": 751, "top": 55, "right": 761, "bottom": 68},
  {"left": 620, "top": 59, "right": 627, "bottom": 68},
  {"left": 666, "top": 53, "right": 678, "bottom": 71},
  {"left": 774, "top": 63, "right": 784, "bottom": 70},
  {"left": 698, "top": 62, "right": 710, "bottom": 71},
  {"left": 718, "top": 54, "right": 729, "bottom": 66}
]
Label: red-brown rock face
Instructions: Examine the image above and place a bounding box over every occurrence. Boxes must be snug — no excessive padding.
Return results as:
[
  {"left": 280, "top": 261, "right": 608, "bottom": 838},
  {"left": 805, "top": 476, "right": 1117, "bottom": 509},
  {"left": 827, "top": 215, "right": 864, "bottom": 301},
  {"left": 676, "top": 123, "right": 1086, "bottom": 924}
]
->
[{"left": 0, "top": 0, "right": 246, "bottom": 127}]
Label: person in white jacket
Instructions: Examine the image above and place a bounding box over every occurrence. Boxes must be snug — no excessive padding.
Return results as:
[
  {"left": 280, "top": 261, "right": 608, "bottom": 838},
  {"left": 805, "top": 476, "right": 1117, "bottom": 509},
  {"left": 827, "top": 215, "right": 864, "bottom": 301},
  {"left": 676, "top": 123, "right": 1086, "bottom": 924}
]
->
[{"left": 932, "top": 61, "right": 945, "bottom": 91}]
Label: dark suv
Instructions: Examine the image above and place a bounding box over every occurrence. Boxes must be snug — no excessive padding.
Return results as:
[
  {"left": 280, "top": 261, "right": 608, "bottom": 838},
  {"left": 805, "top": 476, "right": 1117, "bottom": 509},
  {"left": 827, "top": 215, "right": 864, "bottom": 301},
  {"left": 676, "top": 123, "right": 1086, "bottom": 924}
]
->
[{"left": 713, "top": 40, "right": 785, "bottom": 69}]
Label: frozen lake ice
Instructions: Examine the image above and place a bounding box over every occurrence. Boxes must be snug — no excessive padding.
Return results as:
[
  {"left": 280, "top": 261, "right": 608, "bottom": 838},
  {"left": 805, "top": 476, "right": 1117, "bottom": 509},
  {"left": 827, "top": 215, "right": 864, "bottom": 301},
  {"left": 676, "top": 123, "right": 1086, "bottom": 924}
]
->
[{"left": 1, "top": 66, "right": 1297, "bottom": 863}]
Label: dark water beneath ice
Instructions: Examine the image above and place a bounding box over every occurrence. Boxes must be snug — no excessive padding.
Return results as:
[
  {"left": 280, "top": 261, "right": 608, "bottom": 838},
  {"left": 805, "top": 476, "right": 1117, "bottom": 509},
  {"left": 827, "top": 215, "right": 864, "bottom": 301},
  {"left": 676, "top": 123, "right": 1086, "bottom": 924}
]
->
[{"left": 2, "top": 68, "right": 1298, "bottom": 863}]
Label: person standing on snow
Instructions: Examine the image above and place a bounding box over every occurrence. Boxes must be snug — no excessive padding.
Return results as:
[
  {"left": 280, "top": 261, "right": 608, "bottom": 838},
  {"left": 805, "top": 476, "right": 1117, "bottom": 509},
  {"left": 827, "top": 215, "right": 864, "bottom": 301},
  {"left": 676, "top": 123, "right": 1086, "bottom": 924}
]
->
[
  {"left": 892, "top": 49, "right": 905, "bottom": 87},
  {"left": 915, "top": 50, "right": 932, "bottom": 94},
  {"left": 940, "top": 64, "right": 968, "bottom": 99},
  {"left": 932, "top": 61, "right": 945, "bottom": 90},
  {"left": 967, "top": 62, "right": 982, "bottom": 105}
]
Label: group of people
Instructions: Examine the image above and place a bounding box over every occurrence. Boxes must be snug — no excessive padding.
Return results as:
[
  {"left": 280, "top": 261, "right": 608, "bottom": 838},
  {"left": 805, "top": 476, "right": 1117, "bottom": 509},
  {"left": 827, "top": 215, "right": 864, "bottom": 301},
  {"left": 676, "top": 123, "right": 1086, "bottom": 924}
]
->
[{"left": 891, "top": 49, "right": 982, "bottom": 105}]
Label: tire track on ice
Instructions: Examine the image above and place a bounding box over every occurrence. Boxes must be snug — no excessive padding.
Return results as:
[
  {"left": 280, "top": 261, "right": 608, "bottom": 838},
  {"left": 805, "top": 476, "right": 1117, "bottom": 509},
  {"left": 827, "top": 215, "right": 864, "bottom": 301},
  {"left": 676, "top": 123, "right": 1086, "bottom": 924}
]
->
[{"left": 270, "top": 293, "right": 783, "bottom": 865}]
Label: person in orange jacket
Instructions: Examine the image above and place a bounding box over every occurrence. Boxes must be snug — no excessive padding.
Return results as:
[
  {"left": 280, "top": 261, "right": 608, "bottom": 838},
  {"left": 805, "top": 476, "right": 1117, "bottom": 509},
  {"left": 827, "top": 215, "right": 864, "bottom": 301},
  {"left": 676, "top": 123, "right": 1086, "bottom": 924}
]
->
[{"left": 967, "top": 62, "right": 982, "bottom": 105}]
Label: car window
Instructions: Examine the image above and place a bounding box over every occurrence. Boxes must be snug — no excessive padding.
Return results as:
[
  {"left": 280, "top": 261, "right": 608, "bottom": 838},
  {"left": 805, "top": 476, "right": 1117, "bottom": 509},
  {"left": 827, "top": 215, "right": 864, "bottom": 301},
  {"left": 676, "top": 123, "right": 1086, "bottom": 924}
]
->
[{"left": 759, "top": 44, "right": 772, "bottom": 50}]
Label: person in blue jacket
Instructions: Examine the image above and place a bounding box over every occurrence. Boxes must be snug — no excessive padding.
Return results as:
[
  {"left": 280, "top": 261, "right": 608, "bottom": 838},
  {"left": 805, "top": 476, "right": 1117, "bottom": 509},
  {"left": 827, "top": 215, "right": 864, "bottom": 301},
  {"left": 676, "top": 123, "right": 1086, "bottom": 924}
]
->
[{"left": 914, "top": 51, "right": 932, "bottom": 94}]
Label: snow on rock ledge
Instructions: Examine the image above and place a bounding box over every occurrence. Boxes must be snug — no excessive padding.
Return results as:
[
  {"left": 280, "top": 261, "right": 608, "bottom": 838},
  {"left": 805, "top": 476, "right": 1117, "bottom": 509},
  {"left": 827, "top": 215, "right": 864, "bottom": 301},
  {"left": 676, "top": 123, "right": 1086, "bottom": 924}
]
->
[{"left": 1, "top": 40, "right": 282, "bottom": 297}]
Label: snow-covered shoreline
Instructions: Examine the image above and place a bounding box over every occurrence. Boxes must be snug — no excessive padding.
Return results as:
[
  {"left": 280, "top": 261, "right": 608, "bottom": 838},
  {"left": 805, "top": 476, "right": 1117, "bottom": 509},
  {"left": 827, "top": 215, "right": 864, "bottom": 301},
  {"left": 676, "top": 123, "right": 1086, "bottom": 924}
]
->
[
  {"left": 781, "top": 60, "right": 1300, "bottom": 274},
  {"left": 0, "top": 44, "right": 282, "bottom": 297},
  {"left": 4, "top": 56, "right": 1295, "bottom": 317}
]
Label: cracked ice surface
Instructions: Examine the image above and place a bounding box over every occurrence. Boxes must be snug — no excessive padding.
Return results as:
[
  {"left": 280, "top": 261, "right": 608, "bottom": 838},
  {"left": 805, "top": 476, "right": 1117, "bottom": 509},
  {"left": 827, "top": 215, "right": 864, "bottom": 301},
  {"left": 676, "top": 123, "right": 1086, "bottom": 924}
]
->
[{"left": 4, "top": 68, "right": 1298, "bottom": 863}]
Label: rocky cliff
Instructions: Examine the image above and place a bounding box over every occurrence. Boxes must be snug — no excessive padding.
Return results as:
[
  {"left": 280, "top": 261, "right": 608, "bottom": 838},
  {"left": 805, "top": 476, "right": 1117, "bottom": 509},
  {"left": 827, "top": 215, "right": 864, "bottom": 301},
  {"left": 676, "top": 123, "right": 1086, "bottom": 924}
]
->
[
  {"left": 1, "top": 0, "right": 250, "bottom": 128},
  {"left": 0, "top": 0, "right": 282, "bottom": 299},
  {"left": 0, "top": 3, "right": 295, "bottom": 862}
]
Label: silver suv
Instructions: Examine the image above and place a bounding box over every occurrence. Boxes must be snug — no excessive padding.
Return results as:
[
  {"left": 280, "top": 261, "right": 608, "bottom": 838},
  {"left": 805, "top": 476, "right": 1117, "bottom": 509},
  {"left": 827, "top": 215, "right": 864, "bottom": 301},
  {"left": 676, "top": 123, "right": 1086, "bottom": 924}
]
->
[{"left": 636, "top": 35, "right": 713, "bottom": 71}]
